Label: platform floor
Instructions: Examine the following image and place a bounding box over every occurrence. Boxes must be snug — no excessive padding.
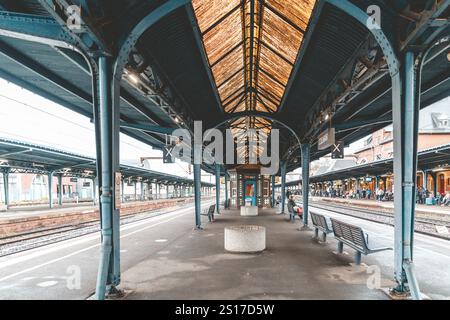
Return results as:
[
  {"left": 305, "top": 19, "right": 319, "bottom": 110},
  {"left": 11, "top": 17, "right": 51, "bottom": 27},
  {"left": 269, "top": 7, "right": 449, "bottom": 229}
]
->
[
  {"left": 120, "top": 208, "right": 390, "bottom": 300},
  {"left": 1, "top": 203, "right": 449, "bottom": 300}
]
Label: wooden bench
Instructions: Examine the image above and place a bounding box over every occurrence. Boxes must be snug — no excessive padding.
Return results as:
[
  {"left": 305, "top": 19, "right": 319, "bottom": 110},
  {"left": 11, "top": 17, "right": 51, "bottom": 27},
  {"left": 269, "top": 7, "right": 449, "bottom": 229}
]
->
[
  {"left": 310, "top": 211, "right": 333, "bottom": 242},
  {"left": 201, "top": 204, "right": 216, "bottom": 222},
  {"left": 330, "top": 218, "right": 392, "bottom": 265}
]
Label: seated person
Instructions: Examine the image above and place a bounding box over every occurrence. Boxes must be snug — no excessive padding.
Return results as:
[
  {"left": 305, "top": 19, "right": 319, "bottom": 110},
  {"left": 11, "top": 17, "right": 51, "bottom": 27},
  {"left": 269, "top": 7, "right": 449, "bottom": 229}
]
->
[{"left": 287, "top": 195, "right": 303, "bottom": 219}]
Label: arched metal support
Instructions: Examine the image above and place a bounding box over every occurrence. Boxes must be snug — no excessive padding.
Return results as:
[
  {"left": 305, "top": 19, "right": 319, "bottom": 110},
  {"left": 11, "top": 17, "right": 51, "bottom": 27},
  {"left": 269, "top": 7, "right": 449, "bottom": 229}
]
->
[{"left": 326, "top": 0, "right": 421, "bottom": 300}]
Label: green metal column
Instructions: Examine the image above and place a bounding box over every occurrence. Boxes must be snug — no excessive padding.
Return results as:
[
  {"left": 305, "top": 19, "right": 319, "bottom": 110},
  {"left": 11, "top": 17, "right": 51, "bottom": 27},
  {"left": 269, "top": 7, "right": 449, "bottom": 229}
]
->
[
  {"left": 2, "top": 169, "right": 10, "bottom": 209},
  {"left": 271, "top": 175, "right": 275, "bottom": 208},
  {"left": 280, "top": 162, "right": 286, "bottom": 214},
  {"left": 194, "top": 164, "right": 202, "bottom": 229},
  {"left": 140, "top": 181, "right": 144, "bottom": 201},
  {"left": 224, "top": 173, "right": 229, "bottom": 208},
  {"left": 215, "top": 164, "right": 221, "bottom": 214},
  {"left": 57, "top": 174, "right": 63, "bottom": 206},
  {"left": 95, "top": 56, "right": 121, "bottom": 300},
  {"left": 392, "top": 51, "right": 421, "bottom": 299},
  {"left": 301, "top": 143, "right": 311, "bottom": 228},
  {"left": 121, "top": 179, "right": 125, "bottom": 203},
  {"left": 48, "top": 172, "right": 54, "bottom": 209},
  {"left": 431, "top": 172, "right": 437, "bottom": 196},
  {"left": 92, "top": 178, "right": 97, "bottom": 205},
  {"left": 134, "top": 181, "right": 137, "bottom": 201}
]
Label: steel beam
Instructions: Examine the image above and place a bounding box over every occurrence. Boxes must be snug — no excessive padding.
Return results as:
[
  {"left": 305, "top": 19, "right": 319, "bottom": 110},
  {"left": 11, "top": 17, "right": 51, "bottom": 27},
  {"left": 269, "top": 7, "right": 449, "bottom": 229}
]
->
[
  {"left": 0, "top": 11, "right": 77, "bottom": 49},
  {"left": 120, "top": 122, "right": 175, "bottom": 135}
]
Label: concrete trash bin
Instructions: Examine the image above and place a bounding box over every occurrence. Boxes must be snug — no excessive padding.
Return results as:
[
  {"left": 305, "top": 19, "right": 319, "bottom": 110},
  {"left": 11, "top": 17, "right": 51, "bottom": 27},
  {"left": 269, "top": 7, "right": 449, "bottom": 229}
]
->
[{"left": 224, "top": 225, "right": 266, "bottom": 253}]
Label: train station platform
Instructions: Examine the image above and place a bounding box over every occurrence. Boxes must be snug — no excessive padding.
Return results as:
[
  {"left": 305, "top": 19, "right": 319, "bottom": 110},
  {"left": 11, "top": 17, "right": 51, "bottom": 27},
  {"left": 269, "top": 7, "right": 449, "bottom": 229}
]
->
[
  {"left": 311, "top": 197, "right": 450, "bottom": 217},
  {"left": 118, "top": 208, "right": 390, "bottom": 300}
]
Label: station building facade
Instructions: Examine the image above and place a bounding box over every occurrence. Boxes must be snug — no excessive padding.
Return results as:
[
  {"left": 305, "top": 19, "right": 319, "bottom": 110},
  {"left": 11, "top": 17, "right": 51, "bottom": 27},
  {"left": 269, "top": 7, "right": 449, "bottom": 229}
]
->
[{"left": 352, "top": 101, "right": 450, "bottom": 195}]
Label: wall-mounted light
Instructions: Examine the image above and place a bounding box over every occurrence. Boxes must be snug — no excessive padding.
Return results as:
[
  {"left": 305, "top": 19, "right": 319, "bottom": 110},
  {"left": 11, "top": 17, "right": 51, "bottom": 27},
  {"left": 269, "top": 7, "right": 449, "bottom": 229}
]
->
[
  {"left": 128, "top": 73, "right": 140, "bottom": 85},
  {"left": 447, "top": 52, "right": 450, "bottom": 62}
]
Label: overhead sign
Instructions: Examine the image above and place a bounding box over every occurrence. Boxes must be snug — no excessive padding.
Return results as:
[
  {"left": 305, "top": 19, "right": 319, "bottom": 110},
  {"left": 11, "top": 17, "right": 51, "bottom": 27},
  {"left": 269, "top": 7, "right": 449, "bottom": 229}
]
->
[
  {"left": 83, "top": 182, "right": 91, "bottom": 187},
  {"left": 163, "top": 144, "right": 175, "bottom": 163},
  {"left": 70, "top": 178, "right": 78, "bottom": 182},
  {"left": 331, "top": 140, "right": 344, "bottom": 159},
  {"left": 318, "top": 128, "right": 335, "bottom": 151}
]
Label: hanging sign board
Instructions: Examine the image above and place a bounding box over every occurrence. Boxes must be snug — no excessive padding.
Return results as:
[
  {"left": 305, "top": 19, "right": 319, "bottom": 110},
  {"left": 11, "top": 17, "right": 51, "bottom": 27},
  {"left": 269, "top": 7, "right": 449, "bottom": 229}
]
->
[{"left": 318, "top": 128, "right": 335, "bottom": 151}]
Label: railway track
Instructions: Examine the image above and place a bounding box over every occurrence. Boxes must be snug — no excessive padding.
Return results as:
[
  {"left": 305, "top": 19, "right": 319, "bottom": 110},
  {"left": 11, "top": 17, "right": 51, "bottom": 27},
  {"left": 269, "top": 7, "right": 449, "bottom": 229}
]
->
[
  {"left": 310, "top": 201, "right": 450, "bottom": 240},
  {"left": 0, "top": 203, "right": 199, "bottom": 257}
]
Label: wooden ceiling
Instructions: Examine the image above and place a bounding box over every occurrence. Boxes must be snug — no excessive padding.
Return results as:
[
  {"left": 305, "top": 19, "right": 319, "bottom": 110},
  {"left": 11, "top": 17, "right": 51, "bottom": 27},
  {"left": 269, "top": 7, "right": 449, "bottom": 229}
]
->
[
  {"left": 193, "top": 0, "right": 316, "bottom": 159},
  {"left": 193, "top": 0, "right": 316, "bottom": 117}
]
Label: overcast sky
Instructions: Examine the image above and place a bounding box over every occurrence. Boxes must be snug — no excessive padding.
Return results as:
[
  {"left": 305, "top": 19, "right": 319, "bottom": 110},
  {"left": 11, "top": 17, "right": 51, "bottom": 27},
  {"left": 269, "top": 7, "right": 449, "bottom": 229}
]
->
[{"left": 0, "top": 79, "right": 215, "bottom": 183}]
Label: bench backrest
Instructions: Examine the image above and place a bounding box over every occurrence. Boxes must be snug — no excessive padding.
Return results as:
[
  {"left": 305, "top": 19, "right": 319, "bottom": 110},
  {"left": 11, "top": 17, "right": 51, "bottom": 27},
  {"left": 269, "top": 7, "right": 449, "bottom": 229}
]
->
[
  {"left": 330, "top": 218, "right": 368, "bottom": 252},
  {"left": 310, "top": 212, "right": 329, "bottom": 231},
  {"left": 208, "top": 204, "right": 216, "bottom": 214}
]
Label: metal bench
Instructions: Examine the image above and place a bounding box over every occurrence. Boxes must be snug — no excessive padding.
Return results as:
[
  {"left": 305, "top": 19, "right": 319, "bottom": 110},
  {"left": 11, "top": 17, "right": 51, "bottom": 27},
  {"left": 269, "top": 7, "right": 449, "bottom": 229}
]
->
[
  {"left": 310, "top": 211, "right": 333, "bottom": 242},
  {"left": 201, "top": 204, "right": 216, "bottom": 222},
  {"left": 330, "top": 218, "right": 392, "bottom": 265}
]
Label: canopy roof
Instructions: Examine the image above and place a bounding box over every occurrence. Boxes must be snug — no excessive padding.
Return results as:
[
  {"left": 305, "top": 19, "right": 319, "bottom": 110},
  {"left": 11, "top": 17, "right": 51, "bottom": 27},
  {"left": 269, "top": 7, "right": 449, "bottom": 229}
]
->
[{"left": 0, "top": 0, "right": 448, "bottom": 174}]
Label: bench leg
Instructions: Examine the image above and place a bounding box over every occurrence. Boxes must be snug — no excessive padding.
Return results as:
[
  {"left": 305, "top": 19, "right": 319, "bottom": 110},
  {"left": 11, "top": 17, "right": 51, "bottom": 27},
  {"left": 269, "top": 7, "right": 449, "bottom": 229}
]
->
[
  {"left": 314, "top": 228, "right": 319, "bottom": 239},
  {"left": 337, "top": 241, "right": 343, "bottom": 254},
  {"left": 321, "top": 232, "right": 327, "bottom": 243},
  {"left": 354, "top": 251, "right": 362, "bottom": 265}
]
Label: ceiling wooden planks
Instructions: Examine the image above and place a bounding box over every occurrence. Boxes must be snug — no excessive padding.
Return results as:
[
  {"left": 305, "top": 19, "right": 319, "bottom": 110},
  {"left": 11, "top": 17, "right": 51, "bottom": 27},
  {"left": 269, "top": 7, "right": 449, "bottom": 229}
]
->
[{"left": 193, "top": 0, "right": 316, "bottom": 153}]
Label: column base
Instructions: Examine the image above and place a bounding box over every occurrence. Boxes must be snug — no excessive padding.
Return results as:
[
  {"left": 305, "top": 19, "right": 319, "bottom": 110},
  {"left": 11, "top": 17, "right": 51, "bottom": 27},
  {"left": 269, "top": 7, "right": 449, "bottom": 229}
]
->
[
  {"left": 382, "top": 287, "right": 430, "bottom": 300},
  {"left": 298, "top": 225, "right": 312, "bottom": 231}
]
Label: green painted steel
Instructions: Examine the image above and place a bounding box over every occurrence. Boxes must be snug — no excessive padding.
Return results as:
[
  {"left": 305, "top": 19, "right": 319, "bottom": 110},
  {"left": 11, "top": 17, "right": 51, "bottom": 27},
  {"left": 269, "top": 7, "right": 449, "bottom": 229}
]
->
[
  {"left": 2, "top": 169, "right": 9, "bottom": 207},
  {"left": 194, "top": 163, "right": 202, "bottom": 229},
  {"left": 280, "top": 162, "right": 286, "bottom": 214},
  {"left": 301, "top": 143, "right": 311, "bottom": 227},
  {"left": 215, "top": 164, "right": 221, "bottom": 214}
]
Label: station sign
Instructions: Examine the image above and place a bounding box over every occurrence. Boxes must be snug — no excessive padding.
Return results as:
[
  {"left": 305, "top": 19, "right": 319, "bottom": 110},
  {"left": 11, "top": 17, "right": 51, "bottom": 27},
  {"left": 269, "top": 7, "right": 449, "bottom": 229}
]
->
[
  {"left": 318, "top": 128, "right": 335, "bottom": 151},
  {"left": 70, "top": 177, "right": 78, "bottom": 182},
  {"left": 83, "top": 182, "right": 91, "bottom": 187}
]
